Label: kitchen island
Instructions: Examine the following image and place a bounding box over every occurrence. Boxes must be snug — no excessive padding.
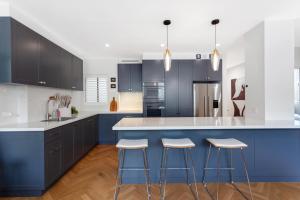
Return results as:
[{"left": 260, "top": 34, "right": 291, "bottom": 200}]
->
[{"left": 113, "top": 117, "right": 300, "bottom": 184}]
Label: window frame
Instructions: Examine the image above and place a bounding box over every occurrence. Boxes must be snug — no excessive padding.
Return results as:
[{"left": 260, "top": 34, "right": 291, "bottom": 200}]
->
[{"left": 84, "top": 74, "right": 108, "bottom": 105}]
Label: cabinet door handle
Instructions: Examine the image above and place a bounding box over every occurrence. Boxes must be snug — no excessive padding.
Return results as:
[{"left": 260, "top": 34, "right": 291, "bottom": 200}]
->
[
  {"left": 38, "top": 81, "right": 43, "bottom": 84},
  {"left": 72, "top": 86, "right": 76, "bottom": 89}
]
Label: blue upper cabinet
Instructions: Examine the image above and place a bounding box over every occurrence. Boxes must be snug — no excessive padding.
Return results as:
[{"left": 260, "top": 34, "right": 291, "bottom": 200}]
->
[
  {"left": 118, "top": 64, "right": 142, "bottom": 92},
  {"left": 0, "top": 17, "right": 83, "bottom": 91},
  {"left": 193, "top": 59, "right": 222, "bottom": 82},
  {"left": 142, "top": 60, "right": 165, "bottom": 83},
  {"left": 118, "top": 64, "right": 131, "bottom": 92}
]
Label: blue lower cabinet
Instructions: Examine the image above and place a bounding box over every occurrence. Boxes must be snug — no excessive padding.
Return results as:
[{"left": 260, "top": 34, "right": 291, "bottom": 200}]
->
[
  {"left": 98, "top": 113, "right": 142, "bottom": 144},
  {"left": 0, "top": 115, "right": 98, "bottom": 196}
]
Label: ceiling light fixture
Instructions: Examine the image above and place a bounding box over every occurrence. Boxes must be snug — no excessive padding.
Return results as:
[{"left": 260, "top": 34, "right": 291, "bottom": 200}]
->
[
  {"left": 211, "top": 19, "right": 220, "bottom": 71},
  {"left": 163, "top": 20, "right": 172, "bottom": 71},
  {"left": 160, "top": 43, "right": 165, "bottom": 47},
  {"left": 105, "top": 43, "right": 110, "bottom": 47}
]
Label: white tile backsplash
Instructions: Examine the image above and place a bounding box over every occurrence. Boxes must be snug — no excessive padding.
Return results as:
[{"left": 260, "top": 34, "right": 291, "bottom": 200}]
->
[
  {"left": 0, "top": 84, "right": 83, "bottom": 125},
  {"left": 0, "top": 84, "right": 28, "bottom": 125},
  {"left": 118, "top": 92, "right": 143, "bottom": 111}
]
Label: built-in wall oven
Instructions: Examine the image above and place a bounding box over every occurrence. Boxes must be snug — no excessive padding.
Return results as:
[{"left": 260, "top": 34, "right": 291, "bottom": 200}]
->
[{"left": 143, "top": 82, "right": 165, "bottom": 117}]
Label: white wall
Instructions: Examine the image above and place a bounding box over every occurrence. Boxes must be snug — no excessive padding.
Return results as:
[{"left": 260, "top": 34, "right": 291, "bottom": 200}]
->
[
  {"left": 244, "top": 20, "right": 295, "bottom": 120},
  {"left": 295, "top": 47, "right": 300, "bottom": 68},
  {"left": 244, "top": 22, "right": 266, "bottom": 120},
  {"left": 223, "top": 38, "right": 245, "bottom": 116},
  {"left": 0, "top": 2, "right": 9, "bottom": 16},
  {"left": 264, "top": 20, "right": 295, "bottom": 120}
]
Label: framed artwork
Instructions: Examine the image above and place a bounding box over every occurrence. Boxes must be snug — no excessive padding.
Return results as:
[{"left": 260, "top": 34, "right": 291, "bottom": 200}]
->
[
  {"left": 111, "top": 84, "right": 116, "bottom": 89},
  {"left": 231, "top": 78, "right": 246, "bottom": 117},
  {"left": 111, "top": 77, "right": 116, "bottom": 82}
]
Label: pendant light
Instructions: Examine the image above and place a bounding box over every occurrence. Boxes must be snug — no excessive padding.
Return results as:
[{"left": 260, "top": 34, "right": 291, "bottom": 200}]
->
[
  {"left": 211, "top": 19, "right": 220, "bottom": 71},
  {"left": 163, "top": 20, "right": 172, "bottom": 71}
]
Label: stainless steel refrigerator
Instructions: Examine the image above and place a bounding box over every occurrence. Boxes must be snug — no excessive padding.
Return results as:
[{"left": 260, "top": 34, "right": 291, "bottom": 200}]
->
[{"left": 193, "top": 83, "right": 222, "bottom": 117}]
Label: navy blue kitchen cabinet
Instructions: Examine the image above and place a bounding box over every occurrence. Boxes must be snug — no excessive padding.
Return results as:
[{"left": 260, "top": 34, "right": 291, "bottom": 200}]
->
[
  {"left": 193, "top": 59, "right": 222, "bottom": 82},
  {"left": 0, "top": 116, "right": 98, "bottom": 196},
  {"left": 84, "top": 116, "right": 98, "bottom": 151},
  {"left": 142, "top": 60, "right": 165, "bottom": 82},
  {"left": 165, "top": 60, "right": 179, "bottom": 117},
  {"left": 130, "top": 64, "right": 142, "bottom": 91},
  {"left": 0, "top": 17, "right": 83, "bottom": 91},
  {"left": 45, "top": 128, "right": 63, "bottom": 188},
  {"left": 11, "top": 18, "right": 40, "bottom": 85},
  {"left": 39, "top": 36, "right": 62, "bottom": 88},
  {"left": 178, "top": 60, "right": 194, "bottom": 116},
  {"left": 98, "top": 113, "right": 142, "bottom": 144},
  {"left": 98, "top": 114, "right": 117, "bottom": 144},
  {"left": 71, "top": 56, "right": 84, "bottom": 90},
  {"left": 74, "top": 120, "right": 85, "bottom": 161},
  {"left": 118, "top": 64, "right": 142, "bottom": 92},
  {"left": 61, "top": 124, "right": 75, "bottom": 172},
  {"left": 165, "top": 60, "right": 194, "bottom": 117},
  {"left": 193, "top": 59, "right": 209, "bottom": 81},
  {"left": 118, "top": 64, "right": 131, "bottom": 92}
]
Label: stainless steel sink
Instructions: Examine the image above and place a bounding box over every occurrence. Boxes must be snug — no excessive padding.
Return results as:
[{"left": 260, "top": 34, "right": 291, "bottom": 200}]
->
[{"left": 41, "top": 117, "right": 76, "bottom": 122}]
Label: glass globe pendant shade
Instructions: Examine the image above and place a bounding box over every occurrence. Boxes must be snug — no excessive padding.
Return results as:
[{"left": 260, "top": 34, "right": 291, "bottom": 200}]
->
[
  {"left": 211, "top": 48, "right": 220, "bottom": 71},
  {"left": 164, "top": 48, "right": 172, "bottom": 71}
]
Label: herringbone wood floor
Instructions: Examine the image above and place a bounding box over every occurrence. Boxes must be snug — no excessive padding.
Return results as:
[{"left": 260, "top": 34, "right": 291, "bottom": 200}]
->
[{"left": 1, "top": 145, "right": 300, "bottom": 200}]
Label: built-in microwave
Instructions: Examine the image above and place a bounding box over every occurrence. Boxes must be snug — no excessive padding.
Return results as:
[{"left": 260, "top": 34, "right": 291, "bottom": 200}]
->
[
  {"left": 143, "top": 82, "right": 165, "bottom": 101},
  {"left": 143, "top": 82, "right": 165, "bottom": 117}
]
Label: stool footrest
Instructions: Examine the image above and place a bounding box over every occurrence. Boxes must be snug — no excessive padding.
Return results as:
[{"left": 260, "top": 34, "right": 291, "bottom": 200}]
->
[
  {"left": 120, "top": 168, "right": 150, "bottom": 171},
  {"left": 204, "top": 167, "right": 235, "bottom": 170},
  {"left": 161, "top": 167, "right": 190, "bottom": 170}
]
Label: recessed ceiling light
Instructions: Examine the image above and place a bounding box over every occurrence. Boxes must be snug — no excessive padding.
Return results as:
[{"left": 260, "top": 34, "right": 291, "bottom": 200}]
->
[
  {"left": 105, "top": 43, "right": 110, "bottom": 47},
  {"left": 216, "top": 43, "right": 221, "bottom": 47},
  {"left": 160, "top": 43, "right": 165, "bottom": 47}
]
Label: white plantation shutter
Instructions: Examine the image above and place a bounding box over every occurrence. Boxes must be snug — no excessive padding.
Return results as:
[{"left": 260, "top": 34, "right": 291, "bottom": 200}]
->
[
  {"left": 98, "top": 77, "right": 108, "bottom": 103},
  {"left": 85, "top": 76, "right": 108, "bottom": 104}
]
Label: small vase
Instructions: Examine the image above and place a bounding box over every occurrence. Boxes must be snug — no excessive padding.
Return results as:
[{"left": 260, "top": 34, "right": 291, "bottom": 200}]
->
[{"left": 110, "top": 97, "right": 118, "bottom": 112}]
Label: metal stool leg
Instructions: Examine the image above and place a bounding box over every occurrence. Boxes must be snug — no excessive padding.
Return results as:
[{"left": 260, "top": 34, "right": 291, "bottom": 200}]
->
[
  {"left": 229, "top": 149, "right": 234, "bottom": 184},
  {"left": 188, "top": 148, "right": 200, "bottom": 200},
  {"left": 161, "top": 148, "right": 169, "bottom": 200},
  {"left": 159, "top": 147, "right": 167, "bottom": 199},
  {"left": 216, "top": 148, "right": 221, "bottom": 200},
  {"left": 114, "top": 149, "right": 126, "bottom": 200},
  {"left": 143, "top": 148, "right": 151, "bottom": 200},
  {"left": 203, "top": 144, "right": 212, "bottom": 186},
  {"left": 183, "top": 149, "right": 190, "bottom": 185},
  {"left": 241, "top": 148, "right": 254, "bottom": 200}
]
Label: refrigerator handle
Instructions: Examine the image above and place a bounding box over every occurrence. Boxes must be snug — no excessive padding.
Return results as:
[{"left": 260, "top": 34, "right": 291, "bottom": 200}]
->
[
  {"left": 207, "top": 96, "right": 210, "bottom": 117},
  {"left": 204, "top": 96, "right": 207, "bottom": 116}
]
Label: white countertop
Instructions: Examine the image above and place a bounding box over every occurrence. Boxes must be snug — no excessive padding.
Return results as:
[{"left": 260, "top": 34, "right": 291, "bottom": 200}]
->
[
  {"left": 0, "top": 110, "right": 142, "bottom": 132},
  {"left": 113, "top": 117, "right": 300, "bottom": 130}
]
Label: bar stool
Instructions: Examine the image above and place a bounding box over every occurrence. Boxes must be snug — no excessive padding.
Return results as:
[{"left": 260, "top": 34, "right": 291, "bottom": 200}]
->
[
  {"left": 203, "top": 138, "right": 253, "bottom": 200},
  {"left": 160, "top": 138, "right": 199, "bottom": 200},
  {"left": 114, "top": 139, "right": 151, "bottom": 200}
]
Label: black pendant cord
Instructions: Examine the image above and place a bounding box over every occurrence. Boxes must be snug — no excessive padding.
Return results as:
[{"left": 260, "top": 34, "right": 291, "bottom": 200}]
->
[
  {"left": 167, "top": 25, "right": 169, "bottom": 49},
  {"left": 214, "top": 25, "right": 217, "bottom": 49}
]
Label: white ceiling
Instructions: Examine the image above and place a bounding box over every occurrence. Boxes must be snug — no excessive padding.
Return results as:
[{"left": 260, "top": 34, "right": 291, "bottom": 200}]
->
[{"left": 3, "top": 0, "right": 300, "bottom": 58}]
